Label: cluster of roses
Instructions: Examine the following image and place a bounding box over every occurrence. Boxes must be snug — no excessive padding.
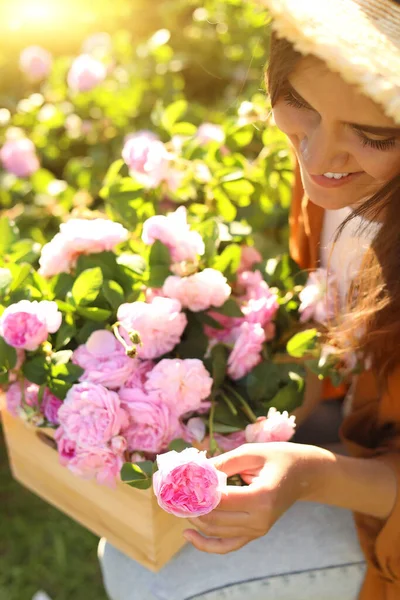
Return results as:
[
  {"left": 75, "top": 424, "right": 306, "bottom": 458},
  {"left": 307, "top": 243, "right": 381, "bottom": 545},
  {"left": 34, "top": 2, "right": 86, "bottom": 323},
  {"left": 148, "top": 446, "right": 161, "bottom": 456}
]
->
[{"left": 1, "top": 207, "right": 302, "bottom": 487}]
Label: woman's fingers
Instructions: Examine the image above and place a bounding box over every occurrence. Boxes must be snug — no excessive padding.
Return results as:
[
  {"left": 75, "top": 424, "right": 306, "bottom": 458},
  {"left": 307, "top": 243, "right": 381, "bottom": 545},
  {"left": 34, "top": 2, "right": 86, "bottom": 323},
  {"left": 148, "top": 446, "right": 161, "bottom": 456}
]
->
[
  {"left": 183, "top": 529, "right": 252, "bottom": 554},
  {"left": 188, "top": 510, "right": 251, "bottom": 537}
]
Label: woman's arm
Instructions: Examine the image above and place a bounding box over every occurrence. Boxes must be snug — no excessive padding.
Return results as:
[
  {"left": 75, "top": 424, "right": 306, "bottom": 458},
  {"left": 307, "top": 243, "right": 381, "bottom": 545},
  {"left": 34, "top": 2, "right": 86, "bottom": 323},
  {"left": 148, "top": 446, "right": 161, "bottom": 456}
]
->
[
  {"left": 306, "top": 447, "right": 397, "bottom": 519},
  {"left": 184, "top": 442, "right": 398, "bottom": 554}
]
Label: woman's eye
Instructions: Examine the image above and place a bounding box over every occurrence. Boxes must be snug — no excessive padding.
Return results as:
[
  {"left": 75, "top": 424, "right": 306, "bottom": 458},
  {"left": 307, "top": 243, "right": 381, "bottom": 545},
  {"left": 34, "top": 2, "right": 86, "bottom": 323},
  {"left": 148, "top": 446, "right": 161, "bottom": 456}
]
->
[
  {"left": 354, "top": 129, "right": 397, "bottom": 152},
  {"left": 283, "top": 92, "right": 309, "bottom": 110}
]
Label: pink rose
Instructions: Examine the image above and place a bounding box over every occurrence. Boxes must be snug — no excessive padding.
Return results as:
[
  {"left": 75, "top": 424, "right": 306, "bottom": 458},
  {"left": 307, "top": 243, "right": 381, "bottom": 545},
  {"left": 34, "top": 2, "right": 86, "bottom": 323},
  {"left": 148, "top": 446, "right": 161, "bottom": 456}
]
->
[
  {"left": 213, "top": 431, "right": 246, "bottom": 452},
  {"left": 122, "top": 360, "right": 155, "bottom": 391},
  {"left": 299, "top": 269, "right": 338, "bottom": 325},
  {"left": 58, "top": 382, "right": 127, "bottom": 447},
  {"left": 55, "top": 427, "right": 77, "bottom": 466},
  {"left": 67, "top": 445, "right": 124, "bottom": 488},
  {"left": 73, "top": 330, "right": 136, "bottom": 389},
  {"left": 237, "top": 271, "right": 279, "bottom": 327},
  {"left": 67, "top": 54, "right": 106, "bottom": 92},
  {"left": 245, "top": 408, "right": 296, "bottom": 443},
  {"left": 122, "top": 131, "right": 178, "bottom": 190},
  {"left": 0, "top": 300, "right": 62, "bottom": 351},
  {"left": 5, "top": 380, "right": 39, "bottom": 417},
  {"left": 163, "top": 269, "right": 231, "bottom": 312},
  {"left": 238, "top": 246, "right": 262, "bottom": 273},
  {"left": 0, "top": 138, "right": 40, "bottom": 177},
  {"left": 227, "top": 322, "right": 266, "bottom": 380},
  {"left": 142, "top": 206, "right": 205, "bottom": 263},
  {"left": 145, "top": 359, "right": 213, "bottom": 416},
  {"left": 38, "top": 218, "right": 128, "bottom": 277},
  {"left": 196, "top": 123, "right": 225, "bottom": 145},
  {"left": 117, "top": 297, "right": 187, "bottom": 360},
  {"left": 153, "top": 448, "right": 227, "bottom": 517},
  {"left": 19, "top": 45, "right": 52, "bottom": 80},
  {"left": 42, "top": 389, "right": 63, "bottom": 425},
  {"left": 119, "top": 388, "right": 181, "bottom": 454}
]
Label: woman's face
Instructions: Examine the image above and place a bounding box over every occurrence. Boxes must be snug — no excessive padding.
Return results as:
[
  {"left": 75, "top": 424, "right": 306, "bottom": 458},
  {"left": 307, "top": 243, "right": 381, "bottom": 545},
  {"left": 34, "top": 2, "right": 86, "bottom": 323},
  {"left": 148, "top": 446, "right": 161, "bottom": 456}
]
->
[{"left": 272, "top": 56, "right": 400, "bottom": 210}]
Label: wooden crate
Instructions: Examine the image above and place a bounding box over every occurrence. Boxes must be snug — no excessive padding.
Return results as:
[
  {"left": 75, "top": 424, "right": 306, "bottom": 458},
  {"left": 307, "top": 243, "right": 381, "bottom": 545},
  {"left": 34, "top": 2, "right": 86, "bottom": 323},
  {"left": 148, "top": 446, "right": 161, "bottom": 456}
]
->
[{"left": 1, "top": 406, "right": 187, "bottom": 571}]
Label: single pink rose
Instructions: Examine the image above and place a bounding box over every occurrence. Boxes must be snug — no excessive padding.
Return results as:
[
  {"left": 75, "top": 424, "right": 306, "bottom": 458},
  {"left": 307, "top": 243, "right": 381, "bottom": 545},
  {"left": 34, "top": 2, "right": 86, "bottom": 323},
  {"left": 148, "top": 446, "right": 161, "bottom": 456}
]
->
[
  {"left": 299, "top": 269, "right": 338, "bottom": 325},
  {"left": 227, "top": 322, "right": 266, "bottom": 380},
  {"left": 238, "top": 246, "right": 262, "bottom": 273},
  {"left": 19, "top": 45, "right": 52, "bottom": 80},
  {"left": 67, "top": 445, "right": 124, "bottom": 488},
  {"left": 245, "top": 408, "right": 296, "bottom": 443},
  {"left": 73, "top": 330, "right": 136, "bottom": 389},
  {"left": 142, "top": 206, "right": 205, "bottom": 263},
  {"left": 119, "top": 388, "right": 181, "bottom": 454},
  {"left": 0, "top": 300, "right": 61, "bottom": 351},
  {"left": 58, "top": 382, "right": 127, "bottom": 447},
  {"left": 38, "top": 218, "right": 128, "bottom": 277},
  {"left": 153, "top": 448, "right": 227, "bottom": 517},
  {"left": 5, "top": 380, "right": 39, "bottom": 417},
  {"left": 145, "top": 358, "right": 213, "bottom": 416},
  {"left": 117, "top": 297, "right": 187, "bottom": 360},
  {"left": 122, "top": 132, "right": 178, "bottom": 189},
  {"left": 55, "top": 427, "right": 77, "bottom": 466},
  {"left": 196, "top": 123, "right": 225, "bottom": 145},
  {"left": 67, "top": 54, "right": 106, "bottom": 92},
  {"left": 163, "top": 269, "right": 231, "bottom": 312},
  {"left": 0, "top": 138, "right": 40, "bottom": 177},
  {"left": 42, "top": 389, "right": 63, "bottom": 425},
  {"left": 236, "top": 271, "right": 279, "bottom": 327},
  {"left": 122, "top": 360, "right": 155, "bottom": 391}
]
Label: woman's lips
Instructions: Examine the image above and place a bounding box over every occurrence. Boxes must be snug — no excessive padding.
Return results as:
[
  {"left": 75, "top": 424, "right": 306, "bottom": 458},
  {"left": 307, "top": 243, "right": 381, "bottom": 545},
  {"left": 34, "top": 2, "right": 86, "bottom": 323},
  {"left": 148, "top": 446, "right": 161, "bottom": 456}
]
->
[{"left": 309, "top": 172, "right": 364, "bottom": 188}]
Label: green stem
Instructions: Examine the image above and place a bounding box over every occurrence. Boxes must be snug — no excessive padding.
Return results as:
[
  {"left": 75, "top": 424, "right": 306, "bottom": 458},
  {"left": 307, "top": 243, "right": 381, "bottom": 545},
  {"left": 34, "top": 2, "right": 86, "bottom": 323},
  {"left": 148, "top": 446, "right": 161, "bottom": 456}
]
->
[
  {"left": 224, "top": 384, "right": 257, "bottom": 423},
  {"left": 219, "top": 390, "right": 238, "bottom": 416},
  {"left": 208, "top": 396, "right": 218, "bottom": 456}
]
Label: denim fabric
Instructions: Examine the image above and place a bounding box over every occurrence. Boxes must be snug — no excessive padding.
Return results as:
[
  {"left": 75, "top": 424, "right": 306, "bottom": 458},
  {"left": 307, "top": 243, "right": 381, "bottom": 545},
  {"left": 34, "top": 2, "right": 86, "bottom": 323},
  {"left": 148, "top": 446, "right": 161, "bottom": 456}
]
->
[{"left": 98, "top": 502, "right": 365, "bottom": 600}]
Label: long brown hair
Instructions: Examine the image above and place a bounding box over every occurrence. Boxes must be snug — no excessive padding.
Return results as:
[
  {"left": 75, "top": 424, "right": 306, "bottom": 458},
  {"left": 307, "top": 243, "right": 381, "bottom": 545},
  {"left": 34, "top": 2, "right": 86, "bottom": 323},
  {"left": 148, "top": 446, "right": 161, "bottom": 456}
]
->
[{"left": 267, "top": 33, "right": 400, "bottom": 380}]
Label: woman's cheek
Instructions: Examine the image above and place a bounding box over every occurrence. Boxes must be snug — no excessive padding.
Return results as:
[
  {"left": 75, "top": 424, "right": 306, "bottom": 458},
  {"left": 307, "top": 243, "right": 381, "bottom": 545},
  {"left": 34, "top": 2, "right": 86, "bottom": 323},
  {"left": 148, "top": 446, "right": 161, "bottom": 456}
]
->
[{"left": 355, "top": 146, "right": 400, "bottom": 182}]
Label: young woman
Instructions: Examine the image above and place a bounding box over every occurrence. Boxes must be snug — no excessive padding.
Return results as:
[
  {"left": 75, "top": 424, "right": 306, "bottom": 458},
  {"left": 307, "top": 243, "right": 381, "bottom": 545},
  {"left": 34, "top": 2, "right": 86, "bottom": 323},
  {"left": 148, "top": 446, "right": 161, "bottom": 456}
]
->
[{"left": 99, "top": 1, "right": 400, "bottom": 598}]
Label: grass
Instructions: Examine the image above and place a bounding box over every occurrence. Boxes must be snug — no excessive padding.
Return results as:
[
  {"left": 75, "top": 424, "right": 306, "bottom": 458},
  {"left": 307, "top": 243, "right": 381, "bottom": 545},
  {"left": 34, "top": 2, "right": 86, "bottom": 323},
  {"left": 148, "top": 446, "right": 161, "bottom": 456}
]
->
[{"left": 0, "top": 422, "right": 108, "bottom": 600}]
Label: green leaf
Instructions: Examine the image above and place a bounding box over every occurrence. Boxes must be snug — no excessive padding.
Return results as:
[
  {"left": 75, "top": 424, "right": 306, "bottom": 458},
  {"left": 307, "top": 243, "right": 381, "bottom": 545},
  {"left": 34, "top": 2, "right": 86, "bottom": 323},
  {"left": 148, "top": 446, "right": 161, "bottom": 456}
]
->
[
  {"left": 286, "top": 329, "right": 318, "bottom": 358},
  {"left": 161, "top": 99, "right": 188, "bottom": 132},
  {"left": 54, "top": 322, "right": 77, "bottom": 350},
  {"left": 168, "top": 439, "right": 192, "bottom": 452},
  {"left": 246, "top": 362, "right": 280, "bottom": 402},
  {"left": 22, "top": 356, "right": 49, "bottom": 385},
  {"left": 0, "top": 337, "right": 17, "bottom": 371},
  {"left": 195, "top": 218, "right": 219, "bottom": 265},
  {"left": 47, "top": 378, "right": 72, "bottom": 400},
  {"left": 9, "top": 263, "right": 31, "bottom": 292},
  {"left": 213, "top": 244, "right": 241, "bottom": 279},
  {"left": 117, "top": 254, "right": 146, "bottom": 276},
  {"left": 212, "top": 423, "right": 242, "bottom": 434},
  {"left": 267, "top": 379, "right": 304, "bottom": 413},
  {"left": 76, "top": 307, "right": 112, "bottom": 322},
  {"left": 0, "top": 217, "right": 17, "bottom": 255},
  {"left": 71, "top": 267, "right": 103, "bottom": 306},
  {"left": 51, "top": 350, "right": 73, "bottom": 365},
  {"left": 120, "top": 461, "right": 154, "bottom": 490},
  {"left": 214, "top": 187, "right": 237, "bottom": 221},
  {"left": 56, "top": 300, "right": 76, "bottom": 313},
  {"left": 210, "top": 344, "right": 228, "bottom": 391},
  {"left": 0, "top": 268, "right": 12, "bottom": 292},
  {"left": 212, "top": 298, "right": 243, "bottom": 318},
  {"left": 50, "top": 362, "right": 84, "bottom": 383},
  {"left": 222, "top": 179, "right": 254, "bottom": 198},
  {"left": 103, "top": 158, "right": 127, "bottom": 188},
  {"left": 148, "top": 240, "right": 171, "bottom": 288},
  {"left": 103, "top": 280, "right": 125, "bottom": 311},
  {"left": 75, "top": 321, "right": 104, "bottom": 344}
]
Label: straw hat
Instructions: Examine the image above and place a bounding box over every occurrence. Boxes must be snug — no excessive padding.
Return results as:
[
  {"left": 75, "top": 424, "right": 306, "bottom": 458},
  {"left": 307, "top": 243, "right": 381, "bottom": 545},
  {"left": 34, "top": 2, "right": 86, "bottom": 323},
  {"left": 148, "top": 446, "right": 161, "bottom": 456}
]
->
[{"left": 260, "top": 0, "right": 400, "bottom": 124}]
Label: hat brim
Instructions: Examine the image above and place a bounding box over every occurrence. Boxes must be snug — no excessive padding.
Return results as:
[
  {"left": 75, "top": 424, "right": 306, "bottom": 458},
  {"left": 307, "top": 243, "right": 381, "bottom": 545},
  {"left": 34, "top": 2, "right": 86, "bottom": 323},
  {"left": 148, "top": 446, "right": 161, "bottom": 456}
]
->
[{"left": 260, "top": 0, "right": 400, "bottom": 124}]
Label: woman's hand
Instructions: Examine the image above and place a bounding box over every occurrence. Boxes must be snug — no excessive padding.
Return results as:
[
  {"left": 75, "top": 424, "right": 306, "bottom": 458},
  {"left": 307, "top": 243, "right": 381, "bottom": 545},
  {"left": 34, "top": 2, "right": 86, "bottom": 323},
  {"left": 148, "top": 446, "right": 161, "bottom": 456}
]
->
[{"left": 184, "top": 442, "right": 326, "bottom": 554}]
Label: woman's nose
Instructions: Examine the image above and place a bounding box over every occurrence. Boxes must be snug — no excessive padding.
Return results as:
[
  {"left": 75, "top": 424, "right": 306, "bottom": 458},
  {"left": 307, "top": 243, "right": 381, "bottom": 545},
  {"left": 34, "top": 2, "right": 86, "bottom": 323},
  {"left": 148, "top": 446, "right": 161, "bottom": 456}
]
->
[{"left": 299, "top": 128, "right": 349, "bottom": 174}]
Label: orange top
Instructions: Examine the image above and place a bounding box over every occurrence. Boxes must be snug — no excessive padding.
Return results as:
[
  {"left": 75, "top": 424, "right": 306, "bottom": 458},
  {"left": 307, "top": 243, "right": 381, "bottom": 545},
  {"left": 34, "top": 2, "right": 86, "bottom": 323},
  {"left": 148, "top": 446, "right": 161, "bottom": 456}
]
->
[{"left": 290, "top": 167, "right": 400, "bottom": 600}]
